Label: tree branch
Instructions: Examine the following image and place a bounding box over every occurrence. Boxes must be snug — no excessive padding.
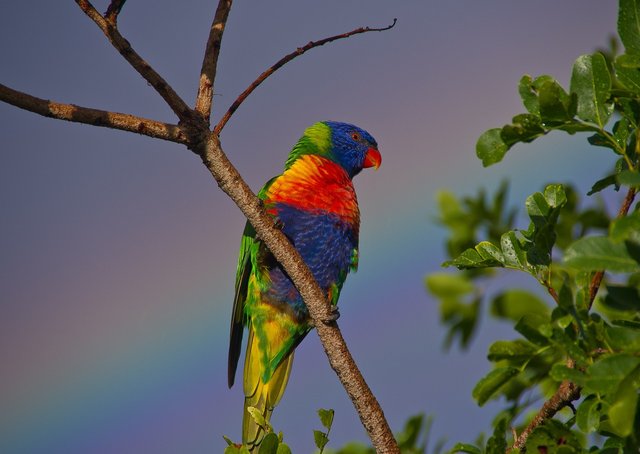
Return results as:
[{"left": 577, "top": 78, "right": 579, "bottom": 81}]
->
[
  {"left": 2, "top": 5, "right": 400, "bottom": 452},
  {"left": 0, "top": 83, "right": 187, "bottom": 144},
  {"left": 511, "top": 378, "right": 581, "bottom": 451},
  {"left": 194, "top": 0, "right": 233, "bottom": 123},
  {"left": 105, "top": 0, "right": 127, "bottom": 25},
  {"left": 75, "top": 0, "right": 197, "bottom": 124},
  {"left": 213, "top": 18, "right": 397, "bottom": 135},
  {"left": 587, "top": 186, "right": 637, "bottom": 308},
  {"left": 196, "top": 134, "right": 400, "bottom": 453}
]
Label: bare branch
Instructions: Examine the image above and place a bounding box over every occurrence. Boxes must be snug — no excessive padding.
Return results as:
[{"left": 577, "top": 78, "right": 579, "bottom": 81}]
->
[
  {"left": 197, "top": 134, "right": 400, "bottom": 454},
  {"left": 194, "top": 0, "right": 233, "bottom": 123},
  {"left": 4, "top": 4, "right": 400, "bottom": 451},
  {"left": 105, "top": 0, "right": 127, "bottom": 25},
  {"left": 75, "top": 0, "right": 196, "bottom": 124},
  {"left": 0, "top": 83, "right": 187, "bottom": 144},
  {"left": 214, "top": 18, "right": 397, "bottom": 135}
]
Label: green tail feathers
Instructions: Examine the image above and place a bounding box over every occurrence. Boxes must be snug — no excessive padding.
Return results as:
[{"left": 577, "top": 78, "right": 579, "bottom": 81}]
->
[{"left": 242, "top": 329, "right": 294, "bottom": 450}]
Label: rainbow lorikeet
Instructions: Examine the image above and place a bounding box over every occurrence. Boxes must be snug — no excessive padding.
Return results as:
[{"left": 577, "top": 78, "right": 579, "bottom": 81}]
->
[{"left": 227, "top": 121, "right": 381, "bottom": 449}]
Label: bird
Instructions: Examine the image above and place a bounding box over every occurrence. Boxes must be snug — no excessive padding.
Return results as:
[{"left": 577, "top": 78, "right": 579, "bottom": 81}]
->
[{"left": 227, "top": 121, "right": 381, "bottom": 450}]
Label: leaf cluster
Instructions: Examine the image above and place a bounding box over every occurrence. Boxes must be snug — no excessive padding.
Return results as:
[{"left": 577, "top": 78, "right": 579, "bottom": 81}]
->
[{"left": 427, "top": 1, "right": 640, "bottom": 452}]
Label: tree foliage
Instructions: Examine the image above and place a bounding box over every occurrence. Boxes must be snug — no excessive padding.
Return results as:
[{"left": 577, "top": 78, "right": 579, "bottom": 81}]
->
[{"left": 426, "top": 0, "right": 640, "bottom": 452}]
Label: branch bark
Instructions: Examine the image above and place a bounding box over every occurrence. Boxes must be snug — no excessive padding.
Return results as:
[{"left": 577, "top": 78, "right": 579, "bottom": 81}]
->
[
  {"left": 511, "top": 377, "right": 581, "bottom": 451},
  {"left": 2, "top": 2, "right": 399, "bottom": 452},
  {"left": 0, "top": 83, "right": 187, "bottom": 143},
  {"left": 75, "top": 0, "right": 197, "bottom": 124},
  {"left": 105, "top": 0, "right": 127, "bottom": 25},
  {"left": 194, "top": 0, "right": 233, "bottom": 123}
]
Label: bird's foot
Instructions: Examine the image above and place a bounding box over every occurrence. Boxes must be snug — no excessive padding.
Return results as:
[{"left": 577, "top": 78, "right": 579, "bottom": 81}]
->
[{"left": 308, "top": 306, "right": 340, "bottom": 328}]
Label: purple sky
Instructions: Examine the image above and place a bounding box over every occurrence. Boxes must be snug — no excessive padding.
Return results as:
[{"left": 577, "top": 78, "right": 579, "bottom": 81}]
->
[{"left": 1, "top": 1, "right": 619, "bottom": 452}]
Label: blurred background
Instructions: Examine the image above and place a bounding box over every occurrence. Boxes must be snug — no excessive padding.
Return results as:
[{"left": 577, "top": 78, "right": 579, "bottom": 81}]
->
[{"left": 0, "top": 1, "right": 618, "bottom": 452}]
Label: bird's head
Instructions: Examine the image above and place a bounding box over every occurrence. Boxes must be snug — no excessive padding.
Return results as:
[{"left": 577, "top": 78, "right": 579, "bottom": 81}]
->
[{"left": 286, "top": 121, "right": 381, "bottom": 178}]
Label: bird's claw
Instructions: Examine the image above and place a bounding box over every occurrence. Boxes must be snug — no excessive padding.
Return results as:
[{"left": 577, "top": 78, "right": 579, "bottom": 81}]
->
[{"left": 308, "top": 306, "right": 340, "bottom": 328}]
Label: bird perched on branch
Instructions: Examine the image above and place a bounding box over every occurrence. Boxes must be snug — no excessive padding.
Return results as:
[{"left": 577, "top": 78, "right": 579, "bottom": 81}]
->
[{"left": 227, "top": 121, "right": 381, "bottom": 450}]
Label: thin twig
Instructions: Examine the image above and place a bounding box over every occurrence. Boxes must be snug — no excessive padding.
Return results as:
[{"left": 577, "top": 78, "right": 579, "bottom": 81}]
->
[
  {"left": 75, "top": 0, "right": 196, "bottom": 124},
  {"left": 0, "top": 83, "right": 187, "bottom": 144},
  {"left": 194, "top": 0, "right": 233, "bottom": 123},
  {"left": 105, "top": 0, "right": 127, "bottom": 25},
  {"left": 213, "top": 18, "right": 397, "bottom": 135},
  {"left": 587, "top": 186, "right": 637, "bottom": 308}
]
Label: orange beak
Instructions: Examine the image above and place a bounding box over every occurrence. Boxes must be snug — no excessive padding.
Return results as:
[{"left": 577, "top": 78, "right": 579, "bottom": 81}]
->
[{"left": 363, "top": 147, "right": 382, "bottom": 170}]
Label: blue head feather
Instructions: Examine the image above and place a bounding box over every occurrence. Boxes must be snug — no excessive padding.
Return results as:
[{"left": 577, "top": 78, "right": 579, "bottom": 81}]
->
[
  {"left": 324, "top": 121, "right": 379, "bottom": 178},
  {"left": 286, "top": 121, "right": 379, "bottom": 178}
]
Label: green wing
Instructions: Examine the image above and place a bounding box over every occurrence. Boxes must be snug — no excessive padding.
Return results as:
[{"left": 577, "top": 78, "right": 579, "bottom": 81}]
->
[
  {"left": 227, "top": 221, "right": 258, "bottom": 388},
  {"left": 227, "top": 177, "right": 279, "bottom": 388}
]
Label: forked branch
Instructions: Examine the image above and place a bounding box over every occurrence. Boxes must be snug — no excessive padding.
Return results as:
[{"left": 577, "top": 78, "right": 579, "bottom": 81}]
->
[
  {"left": 75, "top": 0, "right": 196, "bottom": 124},
  {"left": 2, "top": 3, "right": 399, "bottom": 452}
]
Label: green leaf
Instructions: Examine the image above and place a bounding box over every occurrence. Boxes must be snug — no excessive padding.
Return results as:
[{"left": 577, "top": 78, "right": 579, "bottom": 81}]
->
[
  {"left": 544, "top": 183, "right": 568, "bottom": 208},
  {"left": 443, "top": 242, "right": 504, "bottom": 269},
  {"left": 550, "top": 364, "right": 586, "bottom": 386},
  {"left": 491, "top": 289, "right": 549, "bottom": 322},
  {"left": 519, "top": 74, "right": 541, "bottom": 115},
  {"left": 564, "top": 236, "right": 640, "bottom": 272},
  {"left": 276, "top": 443, "right": 292, "bottom": 454},
  {"left": 618, "top": 0, "right": 640, "bottom": 57},
  {"left": 604, "top": 284, "right": 640, "bottom": 311},
  {"left": 472, "top": 367, "right": 519, "bottom": 406},
  {"left": 538, "top": 79, "right": 575, "bottom": 123},
  {"left": 447, "top": 442, "right": 482, "bottom": 454},
  {"left": 500, "top": 231, "right": 527, "bottom": 269},
  {"left": 587, "top": 174, "right": 619, "bottom": 195},
  {"left": 317, "top": 408, "right": 334, "bottom": 431},
  {"left": 615, "top": 54, "right": 640, "bottom": 95},
  {"left": 515, "top": 314, "right": 551, "bottom": 346},
  {"left": 425, "top": 273, "right": 474, "bottom": 297},
  {"left": 501, "top": 114, "right": 546, "bottom": 146},
  {"left": 258, "top": 433, "right": 280, "bottom": 454},
  {"left": 477, "top": 128, "right": 508, "bottom": 167},
  {"left": 395, "top": 414, "right": 426, "bottom": 450},
  {"left": 617, "top": 169, "right": 640, "bottom": 187},
  {"left": 608, "top": 371, "right": 640, "bottom": 436},
  {"left": 487, "top": 339, "right": 537, "bottom": 362},
  {"left": 247, "top": 407, "right": 269, "bottom": 431},
  {"left": 612, "top": 319, "right": 640, "bottom": 330},
  {"left": 524, "top": 419, "right": 581, "bottom": 452},
  {"left": 610, "top": 210, "right": 640, "bottom": 241},
  {"left": 607, "top": 324, "right": 640, "bottom": 352},
  {"left": 576, "top": 395, "right": 603, "bottom": 433},
  {"left": 313, "top": 430, "right": 329, "bottom": 451},
  {"left": 585, "top": 354, "right": 640, "bottom": 394},
  {"left": 485, "top": 417, "right": 508, "bottom": 454},
  {"left": 570, "top": 53, "right": 613, "bottom": 128}
]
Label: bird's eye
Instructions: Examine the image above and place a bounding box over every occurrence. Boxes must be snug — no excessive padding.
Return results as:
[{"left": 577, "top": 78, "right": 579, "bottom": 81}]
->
[{"left": 351, "top": 132, "right": 361, "bottom": 141}]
